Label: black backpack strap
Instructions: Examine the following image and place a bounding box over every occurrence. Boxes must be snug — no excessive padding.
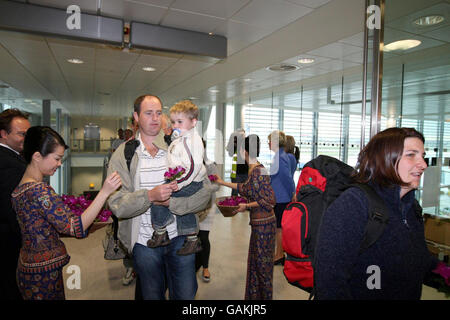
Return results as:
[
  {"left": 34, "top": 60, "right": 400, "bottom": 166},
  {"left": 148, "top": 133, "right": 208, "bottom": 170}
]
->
[
  {"left": 111, "top": 214, "right": 119, "bottom": 240},
  {"left": 124, "top": 139, "right": 140, "bottom": 172},
  {"left": 352, "top": 184, "right": 389, "bottom": 255},
  {"left": 413, "top": 199, "right": 422, "bottom": 219}
]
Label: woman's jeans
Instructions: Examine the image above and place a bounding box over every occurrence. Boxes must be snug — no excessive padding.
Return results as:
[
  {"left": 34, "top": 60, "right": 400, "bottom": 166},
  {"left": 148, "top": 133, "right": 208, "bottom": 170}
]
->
[
  {"left": 151, "top": 181, "right": 202, "bottom": 235},
  {"left": 132, "top": 239, "right": 197, "bottom": 300}
]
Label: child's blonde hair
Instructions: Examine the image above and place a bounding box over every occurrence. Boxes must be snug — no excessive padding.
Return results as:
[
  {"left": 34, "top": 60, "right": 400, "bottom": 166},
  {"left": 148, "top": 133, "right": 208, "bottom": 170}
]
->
[{"left": 170, "top": 100, "right": 199, "bottom": 120}]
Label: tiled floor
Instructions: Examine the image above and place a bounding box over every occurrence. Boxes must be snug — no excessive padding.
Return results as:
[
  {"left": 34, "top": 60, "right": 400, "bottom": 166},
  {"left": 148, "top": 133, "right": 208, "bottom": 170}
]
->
[{"left": 61, "top": 187, "right": 448, "bottom": 300}]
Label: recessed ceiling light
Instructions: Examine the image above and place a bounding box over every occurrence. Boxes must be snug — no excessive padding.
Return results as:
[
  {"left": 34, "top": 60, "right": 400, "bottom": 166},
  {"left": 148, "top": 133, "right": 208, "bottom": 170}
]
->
[
  {"left": 189, "top": 97, "right": 198, "bottom": 100},
  {"left": 243, "top": 78, "right": 252, "bottom": 82},
  {"left": 142, "top": 66, "right": 156, "bottom": 72},
  {"left": 208, "top": 32, "right": 213, "bottom": 36},
  {"left": 24, "top": 99, "right": 32, "bottom": 103},
  {"left": 297, "top": 57, "right": 315, "bottom": 64},
  {"left": 384, "top": 39, "right": 421, "bottom": 52},
  {"left": 67, "top": 58, "right": 84, "bottom": 64},
  {"left": 209, "top": 89, "right": 219, "bottom": 93},
  {"left": 414, "top": 15, "right": 444, "bottom": 26},
  {"left": 266, "top": 64, "right": 299, "bottom": 72}
]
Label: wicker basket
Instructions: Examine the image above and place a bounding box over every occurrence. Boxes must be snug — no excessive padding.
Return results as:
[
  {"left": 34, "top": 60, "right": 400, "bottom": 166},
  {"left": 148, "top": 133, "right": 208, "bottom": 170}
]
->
[{"left": 216, "top": 196, "right": 246, "bottom": 217}]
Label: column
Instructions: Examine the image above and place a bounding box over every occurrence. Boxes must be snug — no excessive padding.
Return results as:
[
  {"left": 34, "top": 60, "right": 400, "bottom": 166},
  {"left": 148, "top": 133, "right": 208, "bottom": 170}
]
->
[
  {"left": 42, "top": 99, "right": 51, "bottom": 127},
  {"left": 64, "top": 114, "right": 71, "bottom": 195},
  {"left": 369, "top": 0, "right": 385, "bottom": 138},
  {"left": 312, "top": 112, "right": 319, "bottom": 159},
  {"left": 216, "top": 103, "right": 226, "bottom": 178},
  {"left": 234, "top": 103, "right": 243, "bottom": 130}
]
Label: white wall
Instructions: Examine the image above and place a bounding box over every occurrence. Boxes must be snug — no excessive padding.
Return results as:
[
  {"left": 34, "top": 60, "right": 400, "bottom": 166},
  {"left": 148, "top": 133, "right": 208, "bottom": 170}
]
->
[
  {"left": 71, "top": 167, "right": 103, "bottom": 196},
  {"left": 71, "top": 116, "right": 123, "bottom": 141}
]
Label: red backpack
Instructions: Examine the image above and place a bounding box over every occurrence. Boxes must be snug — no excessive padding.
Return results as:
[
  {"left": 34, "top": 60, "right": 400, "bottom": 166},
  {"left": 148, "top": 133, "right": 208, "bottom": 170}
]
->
[{"left": 281, "top": 155, "right": 390, "bottom": 294}]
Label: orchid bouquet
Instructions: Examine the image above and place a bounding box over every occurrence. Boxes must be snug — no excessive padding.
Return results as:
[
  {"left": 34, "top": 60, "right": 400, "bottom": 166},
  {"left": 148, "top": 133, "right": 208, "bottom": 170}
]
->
[
  {"left": 208, "top": 174, "right": 217, "bottom": 182},
  {"left": 431, "top": 262, "right": 450, "bottom": 297},
  {"left": 164, "top": 166, "right": 186, "bottom": 182},
  {"left": 218, "top": 196, "right": 247, "bottom": 207},
  {"left": 62, "top": 194, "right": 112, "bottom": 222}
]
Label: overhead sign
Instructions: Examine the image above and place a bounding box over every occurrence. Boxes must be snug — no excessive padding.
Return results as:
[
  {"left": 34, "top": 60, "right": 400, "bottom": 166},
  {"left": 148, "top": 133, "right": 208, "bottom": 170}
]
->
[{"left": 0, "top": 1, "right": 123, "bottom": 45}]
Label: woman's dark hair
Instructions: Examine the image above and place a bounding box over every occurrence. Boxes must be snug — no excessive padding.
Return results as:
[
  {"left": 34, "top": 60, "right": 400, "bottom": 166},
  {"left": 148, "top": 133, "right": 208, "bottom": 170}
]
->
[
  {"left": 244, "top": 134, "right": 260, "bottom": 158},
  {"left": 23, "top": 126, "right": 68, "bottom": 164},
  {"left": 352, "top": 127, "right": 425, "bottom": 187},
  {"left": 294, "top": 145, "right": 300, "bottom": 162}
]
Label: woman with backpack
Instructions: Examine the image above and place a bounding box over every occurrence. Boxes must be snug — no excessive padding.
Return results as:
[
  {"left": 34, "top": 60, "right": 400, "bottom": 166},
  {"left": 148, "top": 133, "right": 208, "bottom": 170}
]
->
[{"left": 314, "top": 127, "right": 448, "bottom": 299}]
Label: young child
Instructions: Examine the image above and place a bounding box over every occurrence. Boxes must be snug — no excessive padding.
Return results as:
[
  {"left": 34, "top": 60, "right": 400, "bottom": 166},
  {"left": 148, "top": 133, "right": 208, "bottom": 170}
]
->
[{"left": 147, "top": 100, "right": 207, "bottom": 255}]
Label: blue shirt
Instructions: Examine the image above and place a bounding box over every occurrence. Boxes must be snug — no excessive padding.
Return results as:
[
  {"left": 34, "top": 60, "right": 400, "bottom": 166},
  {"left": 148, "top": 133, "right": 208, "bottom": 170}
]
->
[{"left": 269, "top": 149, "right": 295, "bottom": 203}]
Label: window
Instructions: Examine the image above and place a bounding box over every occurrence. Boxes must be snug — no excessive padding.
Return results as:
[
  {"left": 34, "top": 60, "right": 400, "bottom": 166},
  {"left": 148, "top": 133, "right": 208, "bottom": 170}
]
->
[
  {"left": 283, "top": 109, "right": 313, "bottom": 166},
  {"left": 348, "top": 114, "right": 370, "bottom": 167},
  {"left": 205, "top": 106, "right": 216, "bottom": 163},
  {"left": 317, "top": 112, "right": 343, "bottom": 160},
  {"left": 243, "top": 105, "right": 279, "bottom": 169},
  {"left": 224, "top": 105, "right": 235, "bottom": 181}
]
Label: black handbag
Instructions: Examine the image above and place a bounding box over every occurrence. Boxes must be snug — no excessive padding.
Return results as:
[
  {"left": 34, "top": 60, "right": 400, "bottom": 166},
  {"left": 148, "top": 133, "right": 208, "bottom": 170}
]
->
[{"left": 104, "top": 215, "right": 127, "bottom": 260}]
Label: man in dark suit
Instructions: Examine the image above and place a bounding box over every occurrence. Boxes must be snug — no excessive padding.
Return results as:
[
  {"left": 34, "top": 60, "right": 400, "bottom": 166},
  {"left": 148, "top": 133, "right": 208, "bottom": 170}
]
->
[{"left": 0, "top": 109, "right": 30, "bottom": 300}]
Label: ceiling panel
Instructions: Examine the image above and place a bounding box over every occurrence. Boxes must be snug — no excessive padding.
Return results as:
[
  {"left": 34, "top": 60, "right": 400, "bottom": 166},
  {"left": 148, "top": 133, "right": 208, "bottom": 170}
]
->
[
  {"left": 285, "top": 0, "right": 332, "bottom": 9},
  {"left": 161, "top": 9, "right": 226, "bottom": 34},
  {"left": 213, "top": 19, "right": 273, "bottom": 55},
  {"left": 306, "top": 42, "right": 363, "bottom": 60},
  {"left": 231, "top": 0, "right": 313, "bottom": 30},
  {"left": 126, "top": 0, "right": 175, "bottom": 7},
  {"left": 338, "top": 32, "right": 365, "bottom": 48},
  {"left": 422, "top": 25, "right": 450, "bottom": 43},
  {"left": 171, "top": 0, "right": 250, "bottom": 19},
  {"left": 101, "top": 0, "right": 169, "bottom": 23}
]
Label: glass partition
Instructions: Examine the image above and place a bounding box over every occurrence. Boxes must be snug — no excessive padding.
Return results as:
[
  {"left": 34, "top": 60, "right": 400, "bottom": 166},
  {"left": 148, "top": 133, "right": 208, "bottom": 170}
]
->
[{"left": 382, "top": 0, "right": 450, "bottom": 218}]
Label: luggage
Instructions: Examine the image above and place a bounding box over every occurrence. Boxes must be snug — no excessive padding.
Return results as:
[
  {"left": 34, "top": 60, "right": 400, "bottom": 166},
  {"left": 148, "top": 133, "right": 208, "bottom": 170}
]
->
[{"left": 281, "top": 155, "right": 390, "bottom": 294}]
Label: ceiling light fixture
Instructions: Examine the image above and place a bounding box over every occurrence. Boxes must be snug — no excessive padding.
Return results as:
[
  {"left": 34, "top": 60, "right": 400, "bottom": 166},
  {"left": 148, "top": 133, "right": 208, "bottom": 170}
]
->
[
  {"left": 414, "top": 15, "right": 444, "bottom": 26},
  {"left": 142, "top": 66, "right": 156, "bottom": 72},
  {"left": 384, "top": 39, "right": 421, "bottom": 52},
  {"left": 209, "top": 89, "right": 219, "bottom": 93},
  {"left": 297, "top": 58, "right": 315, "bottom": 64},
  {"left": 266, "top": 64, "right": 299, "bottom": 72},
  {"left": 67, "top": 58, "right": 84, "bottom": 64}
]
